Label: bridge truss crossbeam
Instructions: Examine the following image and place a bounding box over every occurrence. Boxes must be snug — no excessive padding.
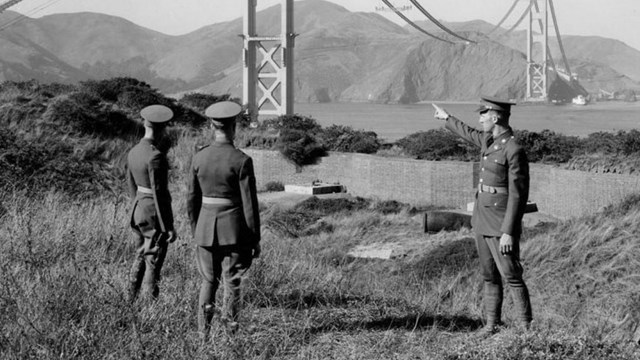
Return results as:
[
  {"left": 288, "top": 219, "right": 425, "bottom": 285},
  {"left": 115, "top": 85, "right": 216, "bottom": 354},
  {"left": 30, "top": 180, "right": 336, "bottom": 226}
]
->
[{"left": 243, "top": 0, "right": 294, "bottom": 121}]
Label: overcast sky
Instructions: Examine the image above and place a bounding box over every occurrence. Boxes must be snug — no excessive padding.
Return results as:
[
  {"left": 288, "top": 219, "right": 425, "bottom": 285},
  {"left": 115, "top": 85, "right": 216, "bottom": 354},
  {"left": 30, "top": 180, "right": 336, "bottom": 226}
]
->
[{"left": 9, "top": 0, "right": 640, "bottom": 51}]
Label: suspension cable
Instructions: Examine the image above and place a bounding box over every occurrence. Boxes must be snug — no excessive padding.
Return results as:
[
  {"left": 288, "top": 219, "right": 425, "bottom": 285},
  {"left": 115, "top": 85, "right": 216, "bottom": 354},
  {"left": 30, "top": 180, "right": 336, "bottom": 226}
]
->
[
  {"left": 500, "top": 0, "right": 533, "bottom": 37},
  {"left": 381, "top": 0, "right": 453, "bottom": 44},
  {"left": 487, "top": 0, "right": 519, "bottom": 35},
  {"left": 548, "top": 0, "right": 572, "bottom": 78},
  {"left": 408, "top": 0, "right": 475, "bottom": 43},
  {"left": 0, "top": 0, "right": 65, "bottom": 32}
]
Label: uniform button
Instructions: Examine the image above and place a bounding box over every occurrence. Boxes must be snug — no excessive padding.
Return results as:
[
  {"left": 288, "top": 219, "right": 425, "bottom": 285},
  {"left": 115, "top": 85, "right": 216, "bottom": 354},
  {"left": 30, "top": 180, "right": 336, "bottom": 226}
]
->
[
  {"left": 479, "top": 179, "right": 483, "bottom": 182},
  {"left": 481, "top": 168, "right": 485, "bottom": 171},
  {"left": 495, "top": 159, "right": 498, "bottom": 162},
  {"left": 501, "top": 139, "right": 506, "bottom": 143},
  {"left": 483, "top": 156, "right": 487, "bottom": 160},
  {"left": 494, "top": 145, "right": 499, "bottom": 149},
  {"left": 494, "top": 203, "right": 498, "bottom": 206}
]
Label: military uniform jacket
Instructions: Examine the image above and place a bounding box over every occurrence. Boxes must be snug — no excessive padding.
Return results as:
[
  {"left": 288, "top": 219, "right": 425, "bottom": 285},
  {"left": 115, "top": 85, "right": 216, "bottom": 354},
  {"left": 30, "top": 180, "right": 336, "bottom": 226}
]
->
[
  {"left": 445, "top": 116, "right": 529, "bottom": 237},
  {"left": 127, "top": 138, "right": 174, "bottom": 233},
  {"left": 187, "top": 141, "right": 261, "bottom": 248}
]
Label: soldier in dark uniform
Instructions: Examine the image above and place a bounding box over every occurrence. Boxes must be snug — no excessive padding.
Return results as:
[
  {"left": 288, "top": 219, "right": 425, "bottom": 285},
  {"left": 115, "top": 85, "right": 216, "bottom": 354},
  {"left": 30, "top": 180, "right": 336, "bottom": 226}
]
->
[
  {"left": 433, "top": 97, "right": 532, "bottom": 336},
  {"left": 126, "top": 104, "right": 177, "bottom": 302},
  {"left": 186, "top": 101, "right": 261, "bottom": 337}
]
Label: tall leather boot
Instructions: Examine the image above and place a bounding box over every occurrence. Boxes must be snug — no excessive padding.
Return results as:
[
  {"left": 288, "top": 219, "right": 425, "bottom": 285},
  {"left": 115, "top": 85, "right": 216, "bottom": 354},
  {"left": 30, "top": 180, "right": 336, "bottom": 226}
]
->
[
  {"left": 476, "top": 282, "right": 503, "bottom": 337},
  {"left": 511, "top": 285, "right": 532, "bottom": 330}
]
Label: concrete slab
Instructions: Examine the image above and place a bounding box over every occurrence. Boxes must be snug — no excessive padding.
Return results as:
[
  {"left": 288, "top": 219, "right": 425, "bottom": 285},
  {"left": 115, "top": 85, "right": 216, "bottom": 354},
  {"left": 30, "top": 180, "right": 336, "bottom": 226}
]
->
[{"left": 284, "top": 183, "right": 345, "bottom": 195}]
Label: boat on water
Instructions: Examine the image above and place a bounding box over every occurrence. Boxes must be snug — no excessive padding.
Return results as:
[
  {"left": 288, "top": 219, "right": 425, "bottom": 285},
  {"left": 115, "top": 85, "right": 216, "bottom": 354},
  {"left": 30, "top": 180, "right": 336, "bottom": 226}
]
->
[{"left": 572, "top": 95, "right": 588, "bottom": 105}]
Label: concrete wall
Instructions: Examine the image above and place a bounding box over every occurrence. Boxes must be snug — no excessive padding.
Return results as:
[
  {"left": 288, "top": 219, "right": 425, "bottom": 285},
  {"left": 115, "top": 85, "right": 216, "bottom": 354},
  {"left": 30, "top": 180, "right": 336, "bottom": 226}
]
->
[{"left": 246, "top": 149, "right": 640, "bottom": 219}]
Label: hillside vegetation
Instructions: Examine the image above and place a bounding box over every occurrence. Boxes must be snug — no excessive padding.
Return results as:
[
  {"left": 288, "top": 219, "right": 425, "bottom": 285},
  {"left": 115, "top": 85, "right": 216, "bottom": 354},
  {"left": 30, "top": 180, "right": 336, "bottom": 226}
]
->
[{"left": 1, "top": 79, "right": 640, "bottom": 358}]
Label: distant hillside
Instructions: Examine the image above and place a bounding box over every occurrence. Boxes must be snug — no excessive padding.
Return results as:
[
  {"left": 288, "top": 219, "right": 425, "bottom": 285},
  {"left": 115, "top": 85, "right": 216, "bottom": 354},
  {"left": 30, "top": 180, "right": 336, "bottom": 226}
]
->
[
  {"left": 410, "top": 19, "right": 640, "bottom": 93},
  {"left": 0, "top": 1, "right": 637, "bottom": 102}
]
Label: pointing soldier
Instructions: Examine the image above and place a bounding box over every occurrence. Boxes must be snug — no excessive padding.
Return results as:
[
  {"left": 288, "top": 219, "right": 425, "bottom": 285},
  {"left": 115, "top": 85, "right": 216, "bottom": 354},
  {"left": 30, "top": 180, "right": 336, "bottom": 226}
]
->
[
  {"left": 126, "top": 104, "right": 177, "bottom": 301},
  {"left": 187, "top": 101, "right": 261, "bottom": 337},
  {"left": 432, "top": 97, "right": 532, "bottom": 336}
]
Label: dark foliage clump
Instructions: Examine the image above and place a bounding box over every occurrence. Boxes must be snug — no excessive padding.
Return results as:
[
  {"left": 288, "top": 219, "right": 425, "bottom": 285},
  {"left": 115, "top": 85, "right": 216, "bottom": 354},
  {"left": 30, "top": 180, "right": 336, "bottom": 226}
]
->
[
  {"left": 515, "top": 129, "right": 582, "bottom": 163},
  {"left": 276, "top": 129, "right": 327, "bottom": 168},
  {"left": 42, "top": 94, "right": 142, "bottom": 140},
  {"left": 0, "top": 129, "right": 119, "bottom": 198},
  {"left": 293, "top": 196, "right": 370, "bottom": 216},
  {"left": 320, "top": 125, "right": 381, "bottom": 154},
  {"left": 178, "top": 93, "right": 231, "bottom": 112},
  {"left": 263, "top": 181, "right": 285, "bottom": 192},
  {"left": 396, "top": 129, "right": 477, "bottom": 161},
  {"left": 373, "top": 200, "right": 410, "bottom": 214},
  {"left": 80, "top": 77, "right": 154, "bottom": 104},
  {"left": 261, "top": 114, "right": 323, "bottom": 134}
]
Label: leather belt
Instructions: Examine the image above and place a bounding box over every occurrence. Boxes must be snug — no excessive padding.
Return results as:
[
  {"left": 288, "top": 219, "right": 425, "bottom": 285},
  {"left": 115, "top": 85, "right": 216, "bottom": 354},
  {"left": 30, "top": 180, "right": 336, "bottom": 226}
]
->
[
  {"left": 478, "top": 184, "right": 508, "bottom": 194},
  {"left": 202, "top": 196, "right": 238, "bottom": 205},
  {"left": 137, "top": 186, "right": 153, "bottom": 194}
]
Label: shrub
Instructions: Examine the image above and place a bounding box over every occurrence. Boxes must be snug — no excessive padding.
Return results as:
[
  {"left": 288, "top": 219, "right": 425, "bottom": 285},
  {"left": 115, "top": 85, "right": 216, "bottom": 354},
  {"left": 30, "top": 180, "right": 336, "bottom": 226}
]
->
[
  {"left": 261, "top": 114, "right": 323, "bottom": 134},
  {"left": 276, "top": 129, "right": 327, "bottom": 168},
  {"left": 320, "top": 125, "right": 381, "bottom": 154},
  {"left": 515, "top": 129, "right": 581, "bottom": 163},
  {"left": 581, "top": 131, "right": 619, "bottom": 155},
  {"left": 263, "top": 181, "right": 285, "bottom": 192},
  {"left": 396, "top": 129, "right": 477, "bottom": 161},
  {"left": 178, "top": 93, "right": 231, "bottom": 112},
  {"left": 79, "top": 77, "right": 153, "bottom": 103}
]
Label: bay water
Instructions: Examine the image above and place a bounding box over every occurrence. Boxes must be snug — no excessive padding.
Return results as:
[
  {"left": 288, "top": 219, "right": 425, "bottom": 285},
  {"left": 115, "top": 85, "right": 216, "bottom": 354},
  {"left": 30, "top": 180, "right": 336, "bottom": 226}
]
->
[{"left": 291, "top": 101, "right": 640, "bottom": 142}]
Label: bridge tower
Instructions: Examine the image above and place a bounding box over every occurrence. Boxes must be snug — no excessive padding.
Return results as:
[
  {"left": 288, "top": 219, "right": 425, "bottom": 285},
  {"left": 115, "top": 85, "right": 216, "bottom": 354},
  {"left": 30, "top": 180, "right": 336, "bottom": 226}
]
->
[
  {"left": 243, "top": 0, "right": 295, "bottom": 122},
  {"left": 525, "top": 0, "right": 549, "bottom": 102}
]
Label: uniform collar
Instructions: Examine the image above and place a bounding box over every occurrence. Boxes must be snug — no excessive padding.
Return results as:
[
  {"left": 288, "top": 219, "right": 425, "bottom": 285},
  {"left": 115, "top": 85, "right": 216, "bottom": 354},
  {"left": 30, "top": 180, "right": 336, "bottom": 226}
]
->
[{"left": 493, "top": 127, "right": 513, "bottom": 143}]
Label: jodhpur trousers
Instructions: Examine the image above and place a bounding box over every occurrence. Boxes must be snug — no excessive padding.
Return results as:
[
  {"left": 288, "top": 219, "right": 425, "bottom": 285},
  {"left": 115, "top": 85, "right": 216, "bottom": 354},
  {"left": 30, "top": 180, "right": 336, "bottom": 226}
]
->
[
  {"left": 196, "top": 245, "right": 253, "bottom": 329},
  {"left": 129, "top": 226, "right": 168, "bottom": 301}
]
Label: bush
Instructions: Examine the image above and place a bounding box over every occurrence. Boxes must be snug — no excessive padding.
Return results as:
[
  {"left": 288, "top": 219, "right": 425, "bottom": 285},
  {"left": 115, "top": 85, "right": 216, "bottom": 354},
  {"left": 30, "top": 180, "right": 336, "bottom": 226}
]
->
[
  {"left": 178, "top": 93, "right": 231, "bottom": 112},
  {"left": 515, "top": 129, "right": 581, "bottom": 163},
  {"left": 320, "top": 125, "right": 381, "bottom": 154},
  {"left": 276, "top": 129, "right": 327, "bottom": 168},
  {"left": 261, "top": 114, "right": 323, "bottom": 134},
  {"left": 396, "top": 129, "right": 477, "bottom": 161},
  {"left": 80, "top": 77, "right": 153, "bottom": 103},
  {"left": 263, "top": 181, "right": 285, "bottom": 192}
]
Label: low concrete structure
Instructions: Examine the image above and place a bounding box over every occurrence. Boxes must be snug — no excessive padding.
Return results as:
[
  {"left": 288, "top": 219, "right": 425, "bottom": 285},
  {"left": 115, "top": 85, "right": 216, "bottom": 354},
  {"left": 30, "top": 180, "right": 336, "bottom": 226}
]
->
[{"left": 284, "top": 183, "right": 345, "bottom": 195}]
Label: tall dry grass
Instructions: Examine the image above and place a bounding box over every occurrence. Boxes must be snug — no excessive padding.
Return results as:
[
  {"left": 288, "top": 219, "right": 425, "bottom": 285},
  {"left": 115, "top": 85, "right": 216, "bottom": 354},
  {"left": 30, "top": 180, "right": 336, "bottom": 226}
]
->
[
  {"left": 2, "top": 79, "right": 640, "bottom": 358},
  {"left": 2, "top": 181, "right": 640, "bottom": 359}
]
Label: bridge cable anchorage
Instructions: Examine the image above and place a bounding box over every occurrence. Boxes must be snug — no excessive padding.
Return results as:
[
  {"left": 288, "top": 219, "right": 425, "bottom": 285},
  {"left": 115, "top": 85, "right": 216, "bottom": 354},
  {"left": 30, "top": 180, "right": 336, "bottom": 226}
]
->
[
  {"left": 381, "top": 0, "right": 453, "bottom": 44},
  {"left": 408, "top": 0, "right": 476, "bottom": 44},
  {"left": 487, "top": 0, "right": 519, "bottom": 35}
]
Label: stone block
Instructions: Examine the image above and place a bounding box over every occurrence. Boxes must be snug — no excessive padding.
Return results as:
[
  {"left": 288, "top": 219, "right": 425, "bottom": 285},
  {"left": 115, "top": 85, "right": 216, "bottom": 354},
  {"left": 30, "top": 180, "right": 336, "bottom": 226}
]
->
[{"left": 284, "top": 183, "right": 345, "bottom": 195}]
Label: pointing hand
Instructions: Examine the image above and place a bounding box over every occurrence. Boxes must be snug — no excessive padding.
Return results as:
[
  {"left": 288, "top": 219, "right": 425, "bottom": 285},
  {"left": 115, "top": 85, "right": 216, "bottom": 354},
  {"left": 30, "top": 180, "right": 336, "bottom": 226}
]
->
[{"left": 432, "top": 103, "right": 450, "bottom": 121}]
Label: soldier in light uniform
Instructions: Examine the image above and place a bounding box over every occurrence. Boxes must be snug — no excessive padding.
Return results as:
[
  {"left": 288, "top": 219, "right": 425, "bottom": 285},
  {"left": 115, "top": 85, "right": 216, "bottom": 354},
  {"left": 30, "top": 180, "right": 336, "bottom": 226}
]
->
[
  {"left": 126, "top": 104, "right": 177, "bottom": 301},
  {"left": 187, "top": 101, "right": 261, "bottom": 337},
  {"left": 433, "top": 96, "right": 532, "bottom": 336}
]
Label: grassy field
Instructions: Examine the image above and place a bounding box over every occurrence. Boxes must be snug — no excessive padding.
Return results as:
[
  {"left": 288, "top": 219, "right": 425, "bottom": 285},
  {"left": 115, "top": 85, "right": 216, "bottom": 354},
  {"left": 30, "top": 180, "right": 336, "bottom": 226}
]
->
[
  {"left": 2, "top": 79, "right": 640, "bottom": 359},
  {"left": 2, "top": 166, "right": 640, "bottom": 359}
]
